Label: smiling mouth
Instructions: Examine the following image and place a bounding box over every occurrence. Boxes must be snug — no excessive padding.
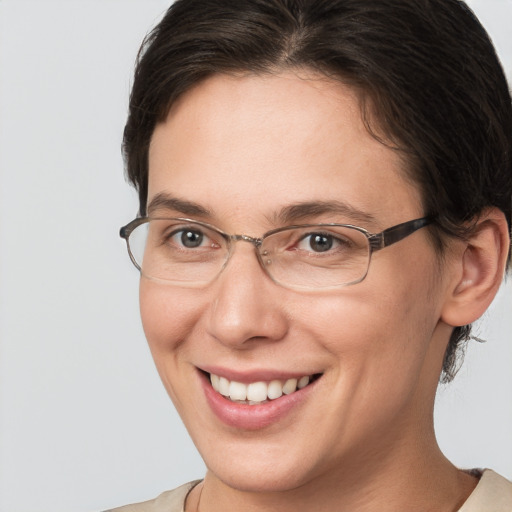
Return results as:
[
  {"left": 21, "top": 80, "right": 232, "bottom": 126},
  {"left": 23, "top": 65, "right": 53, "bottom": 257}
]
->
[{"left": 208, "top": 372, "right": 322, "bottom": 405}]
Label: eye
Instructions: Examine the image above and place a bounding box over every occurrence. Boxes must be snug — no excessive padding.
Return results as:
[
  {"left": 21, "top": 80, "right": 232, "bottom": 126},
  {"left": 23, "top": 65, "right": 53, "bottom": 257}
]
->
[
  {"left": 168, "top": 227, "right": 210, "bottom": 249},
  {"left": 296, "top": 232, "right": 348, "bottom": 253},
  {"left": 305, "top": 234, "right": 333, "bottom": 252},
  {"left": 147, "top": 220, "right": 224, "bottom": 262},
  {"left": 177, "top": 229, "right": 205, "bottom": 248}
]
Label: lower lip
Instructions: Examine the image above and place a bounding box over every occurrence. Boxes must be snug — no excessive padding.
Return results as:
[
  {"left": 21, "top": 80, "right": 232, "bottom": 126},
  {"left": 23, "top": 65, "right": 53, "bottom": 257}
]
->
[{"left": 200, "top": 372, "right": 317, "bottom": 430}]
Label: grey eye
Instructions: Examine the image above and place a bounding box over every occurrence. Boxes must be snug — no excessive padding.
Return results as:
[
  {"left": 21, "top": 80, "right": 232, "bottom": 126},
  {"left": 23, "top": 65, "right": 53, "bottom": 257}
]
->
[
  {"left": 308, "top": 234, "right": 333, "bottom": 252},
  {"left": 180, "top": 230, "right": 204, "bottom": 248}
]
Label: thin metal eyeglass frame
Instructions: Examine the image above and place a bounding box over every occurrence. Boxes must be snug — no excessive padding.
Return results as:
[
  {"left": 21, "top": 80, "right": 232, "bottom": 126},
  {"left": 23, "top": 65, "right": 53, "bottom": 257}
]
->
[{"left": 119, "top": 216, "right": 434, "bottom": 289}]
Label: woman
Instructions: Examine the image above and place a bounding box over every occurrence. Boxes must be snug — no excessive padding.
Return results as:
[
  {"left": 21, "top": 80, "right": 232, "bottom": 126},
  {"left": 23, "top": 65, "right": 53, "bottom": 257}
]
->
[{"left": 111, "top": 0, "right": 512, "bottom": 510}]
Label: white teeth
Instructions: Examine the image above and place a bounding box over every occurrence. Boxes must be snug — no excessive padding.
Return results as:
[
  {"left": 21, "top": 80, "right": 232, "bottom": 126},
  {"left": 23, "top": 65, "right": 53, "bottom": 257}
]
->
[
  {"left": 229, "top": 380, "right": 247, "bottom": 401},
  {"left": 282, "top": 378, "right": 298, "bottom": 395},
  {"left": 208, "top": 373, "right": 315, "bottom": 404},
  {"left": 297, "top": 376, "right": 310, "bottom": 389},
  {"left": 210, "top": 373, "right": 220, "bottom": 391},
  {"left": 267, "top": 380, "right": 283, "bottom": 400},
  {"left": 218, "top": 376, "right": 230, "bottom": 396},
  {"left": 247, "top": 381, "right": 268, "bottom": 402}
]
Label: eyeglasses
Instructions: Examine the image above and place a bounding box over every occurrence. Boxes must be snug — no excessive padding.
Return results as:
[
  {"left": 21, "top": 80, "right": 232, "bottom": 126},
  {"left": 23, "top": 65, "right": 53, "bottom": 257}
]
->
[{"left": 120, "top": 216, "right": 433, "bottom": 290}]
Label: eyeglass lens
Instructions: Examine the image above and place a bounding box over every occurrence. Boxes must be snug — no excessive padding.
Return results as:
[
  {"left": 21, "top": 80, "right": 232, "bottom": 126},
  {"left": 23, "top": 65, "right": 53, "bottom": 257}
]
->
[{"left": 127, "top": 219, "right": 372, "bottom": 289}]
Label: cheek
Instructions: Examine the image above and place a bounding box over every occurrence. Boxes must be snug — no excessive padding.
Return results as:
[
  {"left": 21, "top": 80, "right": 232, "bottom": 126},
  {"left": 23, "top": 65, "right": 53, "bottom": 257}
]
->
[
  {"left": 139, "top": 280, "right": 203, "bottom": 361},
  {"left": 139, "top": 280, "right": 211, "bottom": 417},
  {"left": 299, "top": 265, "right": 441, "bottom": 387}
]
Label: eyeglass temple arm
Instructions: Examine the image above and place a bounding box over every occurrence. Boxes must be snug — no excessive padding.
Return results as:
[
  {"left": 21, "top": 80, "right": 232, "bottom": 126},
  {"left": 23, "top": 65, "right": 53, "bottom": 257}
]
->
[
  {"left": 368, "top": 217, "right": 434, "bottom": 250},
  {"left": 120, "top": 217, "right": 149, "bottom": 240}
]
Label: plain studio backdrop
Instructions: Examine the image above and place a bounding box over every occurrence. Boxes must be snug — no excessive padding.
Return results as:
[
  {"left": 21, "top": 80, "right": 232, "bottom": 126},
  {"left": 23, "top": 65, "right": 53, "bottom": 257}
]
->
[{"left": 0, "top": 1, "right": 511, "bottom": 511}]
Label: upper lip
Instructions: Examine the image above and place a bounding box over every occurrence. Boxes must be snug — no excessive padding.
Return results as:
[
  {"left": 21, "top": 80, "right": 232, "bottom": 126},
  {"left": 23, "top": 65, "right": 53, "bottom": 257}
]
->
[{"left": 198, "top": 365, "right": 321, "bottom": 383}]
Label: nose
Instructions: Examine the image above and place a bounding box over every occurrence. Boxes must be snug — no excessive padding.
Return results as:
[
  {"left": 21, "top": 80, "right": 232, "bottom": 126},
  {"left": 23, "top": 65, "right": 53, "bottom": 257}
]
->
[{"left": 206, "top": 242, "right": 289, "bottom": 348}]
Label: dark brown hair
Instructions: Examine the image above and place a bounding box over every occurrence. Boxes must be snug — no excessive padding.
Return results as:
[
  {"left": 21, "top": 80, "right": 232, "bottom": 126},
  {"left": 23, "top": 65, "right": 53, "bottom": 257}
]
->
[{"left": 123, "top": 0, "right": 512, "bottom": 382}]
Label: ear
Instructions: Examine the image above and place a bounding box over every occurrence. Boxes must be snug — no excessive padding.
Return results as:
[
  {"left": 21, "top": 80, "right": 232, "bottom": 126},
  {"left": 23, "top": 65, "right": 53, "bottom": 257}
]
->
[{"left": 441, "top": 208, "right": 510, "bottom": 327}]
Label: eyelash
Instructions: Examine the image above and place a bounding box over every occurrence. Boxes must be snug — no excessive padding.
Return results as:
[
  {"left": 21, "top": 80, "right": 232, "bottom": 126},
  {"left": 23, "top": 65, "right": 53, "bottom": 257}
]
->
[
  {"left": 165, "top": 227, "right": 221, "bottom": 250},
  {"left": 294, "top": 232, "right": 352, "bottom": 253}
]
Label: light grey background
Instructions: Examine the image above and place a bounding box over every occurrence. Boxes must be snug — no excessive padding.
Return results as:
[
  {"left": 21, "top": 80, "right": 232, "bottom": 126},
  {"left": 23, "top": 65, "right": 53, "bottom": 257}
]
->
[{"left": 0, "top": 1, "right": 510, "bottom": 511}]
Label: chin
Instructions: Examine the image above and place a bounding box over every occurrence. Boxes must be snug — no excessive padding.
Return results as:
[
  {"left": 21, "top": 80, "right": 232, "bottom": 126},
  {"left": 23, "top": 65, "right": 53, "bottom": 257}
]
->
[
  {"left": 196, "top": 435, "right": 327, "bottom": 493},
  {"left": 208, "top": 461, "right": 313, "bottom": 493}
]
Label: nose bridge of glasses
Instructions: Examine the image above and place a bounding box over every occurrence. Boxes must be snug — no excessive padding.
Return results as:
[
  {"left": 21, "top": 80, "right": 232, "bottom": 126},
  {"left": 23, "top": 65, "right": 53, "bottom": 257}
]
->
[
  {"left": 225, "top": 234, "right": 272, "bottom": 278},
  {"left": 214, "top": 233, "right": 274, "bottom": 286},
  {"left": 231, "top": 233, "right": 263, "bottom": 248}
]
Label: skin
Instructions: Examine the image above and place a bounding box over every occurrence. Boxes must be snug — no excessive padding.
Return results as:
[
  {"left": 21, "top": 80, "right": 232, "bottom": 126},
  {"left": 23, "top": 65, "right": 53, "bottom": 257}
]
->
[{"left": 140, "top": 71, "right": 504, "bottom": 511}]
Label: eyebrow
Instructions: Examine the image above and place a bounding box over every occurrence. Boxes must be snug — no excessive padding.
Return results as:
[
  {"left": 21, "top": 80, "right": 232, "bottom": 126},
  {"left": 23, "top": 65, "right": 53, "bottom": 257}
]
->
[
  {"left": 147, "top": 193, "right": 377, "bottom": 228},
  {"left": 147, "top": 193, "right": 212, "bottom": 217},
  {"left": 275, "top": 200, "right": 378, "bottom": 227}
]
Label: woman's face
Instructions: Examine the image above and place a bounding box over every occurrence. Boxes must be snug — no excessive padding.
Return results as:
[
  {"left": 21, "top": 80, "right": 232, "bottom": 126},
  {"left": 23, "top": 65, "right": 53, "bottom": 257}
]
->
[{"left": 142, "top": 72, "right": 455, "bottom": 492}]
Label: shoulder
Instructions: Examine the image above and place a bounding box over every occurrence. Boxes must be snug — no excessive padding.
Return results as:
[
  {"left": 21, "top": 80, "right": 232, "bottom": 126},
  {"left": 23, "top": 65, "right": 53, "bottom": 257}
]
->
[
  {"left": 103, "top": 480, "right": 202, "bottom": 512},
  {"left": 458, "top": 470, "right": 512, "bottom": 512}
]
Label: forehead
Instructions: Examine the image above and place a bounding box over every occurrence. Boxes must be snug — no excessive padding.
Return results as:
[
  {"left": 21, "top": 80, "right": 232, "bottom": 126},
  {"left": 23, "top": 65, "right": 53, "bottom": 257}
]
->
[{"left": 148, "top": 71, "right": 423, "bottom": 230}]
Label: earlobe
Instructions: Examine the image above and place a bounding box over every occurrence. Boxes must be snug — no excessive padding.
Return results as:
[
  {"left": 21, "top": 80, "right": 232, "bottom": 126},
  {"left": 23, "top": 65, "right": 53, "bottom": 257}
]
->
[{"left": 441, "top": 208, "right": 510, "bottom": 327}]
